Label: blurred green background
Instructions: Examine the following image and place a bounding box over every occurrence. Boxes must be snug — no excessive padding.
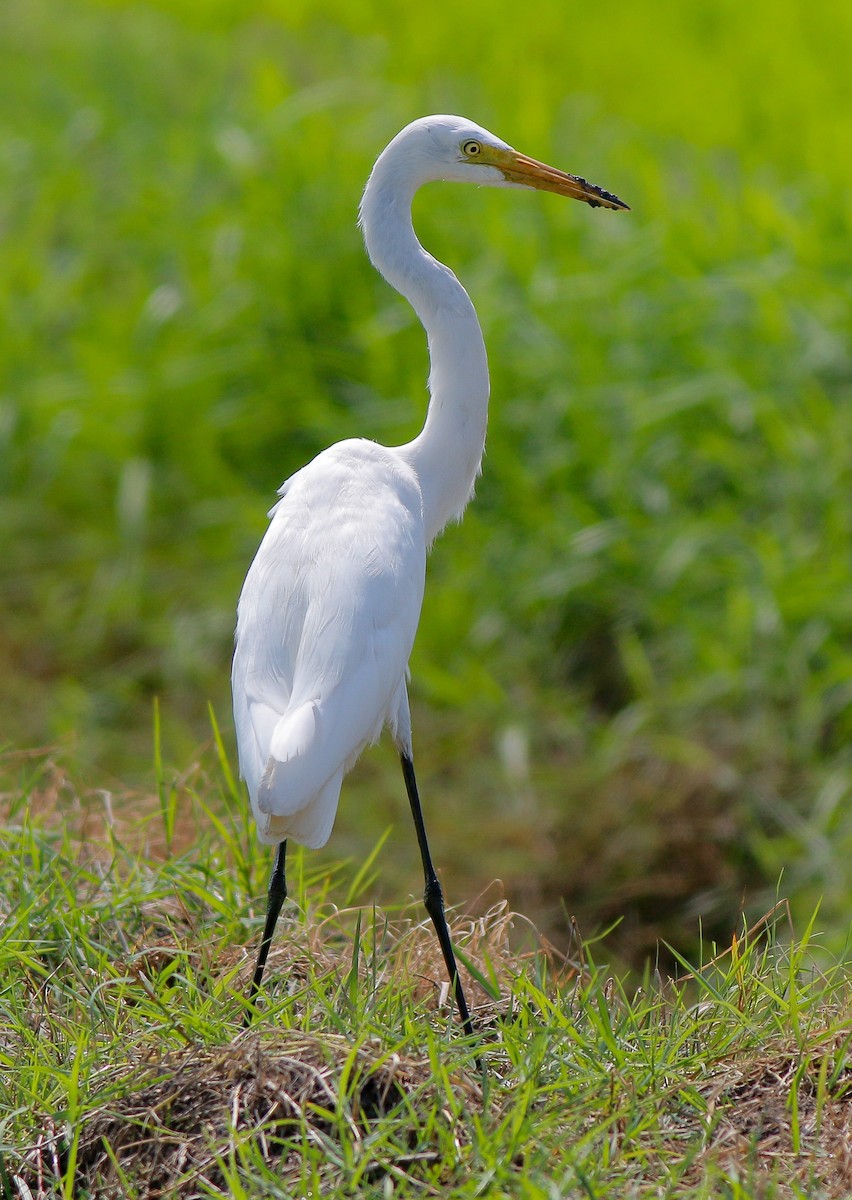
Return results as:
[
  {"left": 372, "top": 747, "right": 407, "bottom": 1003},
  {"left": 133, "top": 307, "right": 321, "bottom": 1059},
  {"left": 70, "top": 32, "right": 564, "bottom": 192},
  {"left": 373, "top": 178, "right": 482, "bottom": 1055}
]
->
[{"left": 3, "top": 0, "right": 852, "bottom": 966}]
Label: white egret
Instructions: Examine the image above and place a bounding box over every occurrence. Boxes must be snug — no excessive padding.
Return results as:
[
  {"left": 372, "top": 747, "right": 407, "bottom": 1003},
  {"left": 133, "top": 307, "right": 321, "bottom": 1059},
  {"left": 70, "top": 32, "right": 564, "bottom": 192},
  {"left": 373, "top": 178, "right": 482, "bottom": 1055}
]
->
[{"left": 233, "top": 115, "right": 628, "bottom": 1035}]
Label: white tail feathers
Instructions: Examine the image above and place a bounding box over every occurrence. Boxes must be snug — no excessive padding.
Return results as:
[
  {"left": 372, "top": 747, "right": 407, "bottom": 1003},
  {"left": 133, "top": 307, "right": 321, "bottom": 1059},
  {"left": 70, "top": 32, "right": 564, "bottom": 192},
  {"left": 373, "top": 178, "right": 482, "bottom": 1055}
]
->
[
  {"left": 255, "top": 701, "right": 344, "bottom": 848},
  {"left": 268, "top": 700, "right": 318, "bottom": 765},
  {"left": 257, "top": 701, "right": 324, "bottom": 816},
  {"left": 256, "top": 765, "right": 344, "bottom": 849}
]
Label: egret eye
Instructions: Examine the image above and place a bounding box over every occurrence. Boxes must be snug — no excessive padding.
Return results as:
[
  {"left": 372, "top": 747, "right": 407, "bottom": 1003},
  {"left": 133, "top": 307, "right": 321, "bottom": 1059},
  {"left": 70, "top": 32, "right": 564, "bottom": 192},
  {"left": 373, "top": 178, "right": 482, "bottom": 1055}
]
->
[{"left": 462, "top": 139, "right": 482, "bottom": 158}]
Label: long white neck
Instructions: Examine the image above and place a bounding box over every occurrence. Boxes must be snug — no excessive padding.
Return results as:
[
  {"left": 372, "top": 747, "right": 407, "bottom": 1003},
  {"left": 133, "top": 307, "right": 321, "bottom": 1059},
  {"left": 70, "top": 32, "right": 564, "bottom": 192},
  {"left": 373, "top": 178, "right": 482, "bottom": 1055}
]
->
[{"left": 359, "top": 154, "right": 489, "bottom": 544}]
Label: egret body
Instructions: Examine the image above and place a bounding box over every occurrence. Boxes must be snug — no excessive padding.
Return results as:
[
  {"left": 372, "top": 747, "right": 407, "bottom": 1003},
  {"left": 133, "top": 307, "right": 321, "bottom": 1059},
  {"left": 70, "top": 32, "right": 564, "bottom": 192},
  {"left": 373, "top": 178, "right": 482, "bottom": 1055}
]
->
[{"left": 233, "top": 115, "right": 628, "bottom": 1034}]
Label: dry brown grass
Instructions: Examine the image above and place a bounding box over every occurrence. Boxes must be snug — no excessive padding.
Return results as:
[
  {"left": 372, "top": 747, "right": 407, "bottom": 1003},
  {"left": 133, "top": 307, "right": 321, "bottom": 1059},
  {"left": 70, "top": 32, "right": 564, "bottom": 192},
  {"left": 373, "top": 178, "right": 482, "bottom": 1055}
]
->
[
  {"left": 5, "top": 749, "right": 852, "bottom": 1198},
  {"left": 55, "top": 1036, "right": 480, "bottom": 1198},
  {"left": 691, "top": 1051, "right": 852, "bottom": 1194},
  {"left": 16, "top": 1020, "right": 852, "bottom": 1198}
]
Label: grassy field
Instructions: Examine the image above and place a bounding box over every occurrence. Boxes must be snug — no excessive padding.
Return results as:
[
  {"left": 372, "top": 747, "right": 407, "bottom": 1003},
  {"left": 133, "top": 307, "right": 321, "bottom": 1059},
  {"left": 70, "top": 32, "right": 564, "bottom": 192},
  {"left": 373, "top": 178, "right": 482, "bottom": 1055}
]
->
[
  {"left": 1, "top": 776, "right": 851, "bottom": 1197},
  {"left": 1, "top": 0, "right": 852, "bottom": 1178}
]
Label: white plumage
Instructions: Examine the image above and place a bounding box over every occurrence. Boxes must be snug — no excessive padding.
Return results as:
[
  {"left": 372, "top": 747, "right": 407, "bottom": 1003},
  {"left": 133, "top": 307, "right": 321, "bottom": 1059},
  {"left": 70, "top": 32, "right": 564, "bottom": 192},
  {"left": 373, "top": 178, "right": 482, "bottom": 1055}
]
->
[
  {"left": 233, "top": 440, "right": 424, "bottom": 847},
  {"left": 233, "top": 115, "right": 627, "bottom": 1026}
]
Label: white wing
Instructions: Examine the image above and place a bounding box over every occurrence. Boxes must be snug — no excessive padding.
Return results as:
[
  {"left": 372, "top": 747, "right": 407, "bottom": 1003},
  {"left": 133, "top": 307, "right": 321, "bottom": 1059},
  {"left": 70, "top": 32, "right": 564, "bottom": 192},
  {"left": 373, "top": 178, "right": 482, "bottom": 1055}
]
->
[{"left": 232, "top": 439, "right": 425, "bottom": 847}]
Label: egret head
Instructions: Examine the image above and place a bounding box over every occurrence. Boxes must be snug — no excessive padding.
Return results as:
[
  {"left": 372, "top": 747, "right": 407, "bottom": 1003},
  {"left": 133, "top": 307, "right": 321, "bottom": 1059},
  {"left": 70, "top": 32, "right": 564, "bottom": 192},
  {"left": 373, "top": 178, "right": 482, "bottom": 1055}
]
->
[{"left": 385, "top": 115, "right": 629, "bottom": 211}]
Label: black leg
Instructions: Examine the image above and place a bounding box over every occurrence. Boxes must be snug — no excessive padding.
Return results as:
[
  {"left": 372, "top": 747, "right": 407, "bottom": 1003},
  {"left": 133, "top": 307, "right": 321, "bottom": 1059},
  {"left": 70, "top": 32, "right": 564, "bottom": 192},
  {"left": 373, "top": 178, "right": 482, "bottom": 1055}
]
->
[
  {"left": 400, "top": 753, "right": 475, "bottom": 1039},
  {"left": 245, "top": 839, "right": 287, "bottom": 1023}
]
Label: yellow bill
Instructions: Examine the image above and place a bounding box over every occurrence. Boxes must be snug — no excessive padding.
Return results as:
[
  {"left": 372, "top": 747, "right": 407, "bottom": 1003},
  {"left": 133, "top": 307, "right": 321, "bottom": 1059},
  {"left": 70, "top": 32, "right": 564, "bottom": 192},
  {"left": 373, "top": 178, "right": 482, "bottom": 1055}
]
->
[{"left": 481, "top": 146, "right": 629, "bottom": 211}]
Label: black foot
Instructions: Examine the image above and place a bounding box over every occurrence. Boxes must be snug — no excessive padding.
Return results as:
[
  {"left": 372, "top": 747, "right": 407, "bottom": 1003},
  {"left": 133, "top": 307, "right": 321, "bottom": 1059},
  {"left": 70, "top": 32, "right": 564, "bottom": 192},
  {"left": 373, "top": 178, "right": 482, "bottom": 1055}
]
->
[{"left": 245, "top": 840, "right": 287, "bottom": 1023}]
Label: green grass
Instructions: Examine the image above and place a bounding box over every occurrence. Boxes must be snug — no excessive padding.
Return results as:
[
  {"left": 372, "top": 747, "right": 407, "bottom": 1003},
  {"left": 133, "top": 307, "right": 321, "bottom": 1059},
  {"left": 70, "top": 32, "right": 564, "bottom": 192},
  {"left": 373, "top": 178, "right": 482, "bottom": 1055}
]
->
[
  {"left": 4, "top": 2, "right": 852, "bottom": 1192},
  {"left": 1, "top": 770, "right": 851, "bottom": 1198},
  {"left": 2, "top": 0, "right": 852, "bottom": 965}
]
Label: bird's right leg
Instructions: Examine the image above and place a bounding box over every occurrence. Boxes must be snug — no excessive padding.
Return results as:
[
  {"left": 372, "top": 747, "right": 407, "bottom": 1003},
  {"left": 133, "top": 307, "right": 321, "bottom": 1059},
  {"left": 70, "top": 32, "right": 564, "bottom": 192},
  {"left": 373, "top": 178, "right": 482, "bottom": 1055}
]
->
[
  {"left": 245, "top": 839, "right": 287, "bottom": 1023},
  {"left": 400, "top": 753, "right": 475, "bottom": 1040}
]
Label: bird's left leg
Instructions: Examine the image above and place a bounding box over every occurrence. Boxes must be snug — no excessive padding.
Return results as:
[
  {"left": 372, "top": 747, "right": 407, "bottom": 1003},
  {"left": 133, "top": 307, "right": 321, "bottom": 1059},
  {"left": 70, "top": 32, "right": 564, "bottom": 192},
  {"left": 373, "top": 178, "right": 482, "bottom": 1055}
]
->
[
  {"left": 245, "top": 839, "right": 287, "bottom": 1023},
  {"left": 400, "top": 752, "right": 475, "bottom": 1040}
]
